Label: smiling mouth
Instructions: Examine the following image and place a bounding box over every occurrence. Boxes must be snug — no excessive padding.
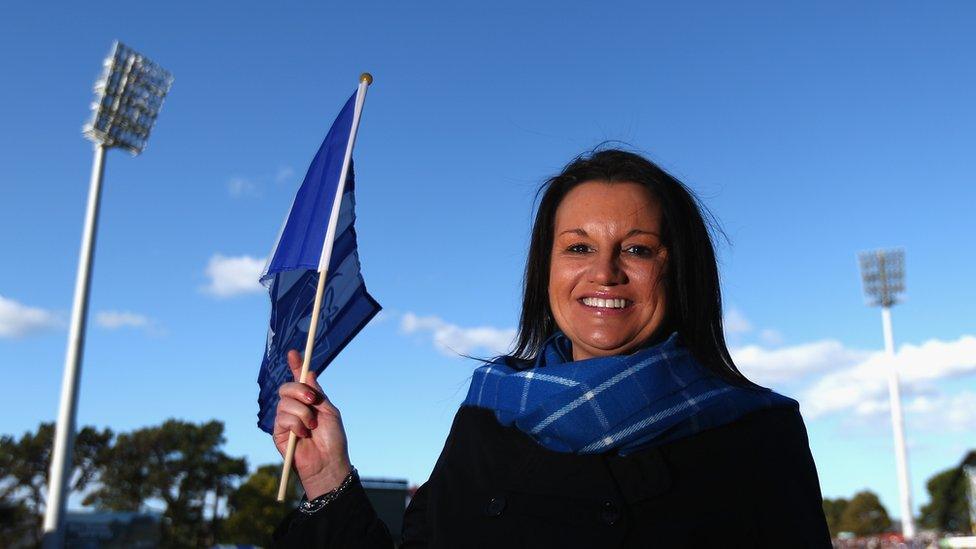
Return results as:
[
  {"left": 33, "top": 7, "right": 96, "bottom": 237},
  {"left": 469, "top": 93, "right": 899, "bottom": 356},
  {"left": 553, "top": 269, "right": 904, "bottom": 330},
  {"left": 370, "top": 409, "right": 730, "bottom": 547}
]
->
[{"left": 579, "top": 297, "right": 632, "bottom": 310}]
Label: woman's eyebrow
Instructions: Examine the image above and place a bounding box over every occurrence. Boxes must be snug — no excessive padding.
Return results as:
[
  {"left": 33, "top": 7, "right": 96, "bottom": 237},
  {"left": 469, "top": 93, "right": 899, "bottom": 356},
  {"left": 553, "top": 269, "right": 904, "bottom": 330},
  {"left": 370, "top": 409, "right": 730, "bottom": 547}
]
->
[
  {"left": 626, "top": 229, "right": 660, "bottom": 238},
  {"left": 558, "top": 228, "right": 660, "bottom": 237}
]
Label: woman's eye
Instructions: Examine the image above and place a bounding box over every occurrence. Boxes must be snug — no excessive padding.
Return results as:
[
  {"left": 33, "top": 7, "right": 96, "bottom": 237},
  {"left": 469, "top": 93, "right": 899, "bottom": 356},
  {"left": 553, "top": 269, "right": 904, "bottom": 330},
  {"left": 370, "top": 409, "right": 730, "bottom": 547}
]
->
[
  {"left": 566, "top": 243, "right": 591, "bottom": 254},
  {"left": 624, "top": 245, "right": 655, "bottom": 257}
]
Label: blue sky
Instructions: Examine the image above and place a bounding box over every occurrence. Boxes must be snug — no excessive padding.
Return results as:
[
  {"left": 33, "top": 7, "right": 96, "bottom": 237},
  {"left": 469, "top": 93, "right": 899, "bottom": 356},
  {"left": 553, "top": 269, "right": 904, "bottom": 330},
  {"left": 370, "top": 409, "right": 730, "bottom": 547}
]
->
[{"left": 1, "top": 2, "right": 974, "bottom": 520}]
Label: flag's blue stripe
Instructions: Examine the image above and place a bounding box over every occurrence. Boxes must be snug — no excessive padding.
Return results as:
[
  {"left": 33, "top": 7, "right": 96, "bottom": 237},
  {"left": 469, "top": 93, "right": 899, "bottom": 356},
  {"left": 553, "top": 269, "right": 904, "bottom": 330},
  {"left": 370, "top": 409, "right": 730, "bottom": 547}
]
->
[
  {"left": 261, "top": 92, "right": 356, "bottom": 281},
  {"left": 256, "top": 89, "right": 380, "bottom": 434}
]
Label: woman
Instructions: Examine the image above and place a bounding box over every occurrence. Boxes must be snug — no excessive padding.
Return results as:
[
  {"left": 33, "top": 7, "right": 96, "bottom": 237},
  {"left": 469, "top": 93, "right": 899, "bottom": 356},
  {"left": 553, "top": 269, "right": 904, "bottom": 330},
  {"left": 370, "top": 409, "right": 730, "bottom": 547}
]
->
[{"left": 271, "top": 149, "right": 832, "bottom": 548}]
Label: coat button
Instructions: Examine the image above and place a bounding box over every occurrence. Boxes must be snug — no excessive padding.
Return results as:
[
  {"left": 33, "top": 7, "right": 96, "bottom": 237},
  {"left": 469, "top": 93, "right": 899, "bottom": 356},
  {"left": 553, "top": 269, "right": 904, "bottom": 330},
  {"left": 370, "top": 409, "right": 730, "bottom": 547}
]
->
[
  {"left": 601, "top": 500, "right": 620, "bottom": 526},
  {"left": 485, "top": 496, "right": 507, "bottom": 517}
]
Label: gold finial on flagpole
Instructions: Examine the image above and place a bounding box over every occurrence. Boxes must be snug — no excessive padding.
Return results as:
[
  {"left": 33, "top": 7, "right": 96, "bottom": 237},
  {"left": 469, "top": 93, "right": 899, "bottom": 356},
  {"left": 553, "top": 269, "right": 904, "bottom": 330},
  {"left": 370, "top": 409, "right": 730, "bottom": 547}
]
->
[{"left": 360, "top": 72, "right": 373, "bottom": 85}]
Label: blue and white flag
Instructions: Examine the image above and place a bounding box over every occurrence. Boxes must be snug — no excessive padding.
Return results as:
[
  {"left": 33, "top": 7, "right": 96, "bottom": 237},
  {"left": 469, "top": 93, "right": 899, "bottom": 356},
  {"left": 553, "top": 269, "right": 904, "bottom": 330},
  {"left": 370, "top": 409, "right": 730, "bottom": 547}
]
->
[{"left": 256, "top": 91, "right": 380, "bottom": 434}]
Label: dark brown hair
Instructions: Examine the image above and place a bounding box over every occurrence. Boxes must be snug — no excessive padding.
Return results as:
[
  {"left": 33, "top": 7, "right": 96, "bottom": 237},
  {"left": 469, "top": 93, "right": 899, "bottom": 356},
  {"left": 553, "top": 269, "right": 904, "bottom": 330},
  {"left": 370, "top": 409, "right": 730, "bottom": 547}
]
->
[{"left": 511, "top": 148, "right": 753, "bottom": 385}]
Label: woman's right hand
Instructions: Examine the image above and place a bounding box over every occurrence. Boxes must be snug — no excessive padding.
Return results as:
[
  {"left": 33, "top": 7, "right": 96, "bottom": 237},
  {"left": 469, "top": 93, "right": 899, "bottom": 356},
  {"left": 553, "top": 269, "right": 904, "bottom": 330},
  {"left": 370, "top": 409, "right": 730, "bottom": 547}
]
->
[{"left": 273, "top": 349, "right": 352, "bottom": 500}]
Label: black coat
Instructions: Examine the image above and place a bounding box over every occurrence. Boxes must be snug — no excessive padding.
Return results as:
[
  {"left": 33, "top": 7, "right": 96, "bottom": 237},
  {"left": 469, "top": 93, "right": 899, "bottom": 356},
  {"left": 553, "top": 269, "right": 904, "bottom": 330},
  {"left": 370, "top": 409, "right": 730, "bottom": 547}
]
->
[{"left": 273, "top": 405, "right": 831, "bottom": 548}]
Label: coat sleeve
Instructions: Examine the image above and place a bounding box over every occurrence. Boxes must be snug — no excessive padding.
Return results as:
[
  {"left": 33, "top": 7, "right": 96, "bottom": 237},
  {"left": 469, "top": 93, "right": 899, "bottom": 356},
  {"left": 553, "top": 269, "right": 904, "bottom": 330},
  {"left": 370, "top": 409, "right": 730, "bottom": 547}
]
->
[
  {"left": 271, "top": 478, "right": 394, "bottom": 549},
  {"left": 754, "top": 408, "right": 832, "bottom": 548},
  {"left": 399, "top": 481, "right": 432, "bottom": 548}
]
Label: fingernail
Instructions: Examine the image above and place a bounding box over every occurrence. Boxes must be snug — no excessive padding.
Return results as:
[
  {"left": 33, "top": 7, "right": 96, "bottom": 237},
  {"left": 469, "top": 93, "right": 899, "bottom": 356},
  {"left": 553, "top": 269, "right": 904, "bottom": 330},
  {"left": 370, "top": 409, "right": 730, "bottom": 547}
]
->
[
  {"left": 304, "top": 391, "right": 316, "bottom": 403},
  {"left": 307, "top": 391, "right": 323, "bottom": 404},
  {"left": 309, "top": 419, "right": 318, "bottom": 429}
]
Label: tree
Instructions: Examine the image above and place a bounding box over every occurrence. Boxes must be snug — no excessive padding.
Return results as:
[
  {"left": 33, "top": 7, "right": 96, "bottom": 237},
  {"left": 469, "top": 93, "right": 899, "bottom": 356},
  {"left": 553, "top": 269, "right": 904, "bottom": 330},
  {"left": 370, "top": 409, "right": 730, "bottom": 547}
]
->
[
  {"left": 0, "top": 422, "right": 112, "bottom": 546},
  {"left": 0, "top": 499, "right": 35, "bottom": 548},
  {"left": 919, "top": 450, "right": 976, "bottom": 534},
  {"left": 822, "top": 497, "right": 849, "bottom": 538},
  {"left": 220, "top": 464, "right": 301, "bottom": 546},
  {"left": 84, "top": 419, "right": 247, "bottom": 548},
  {"left": 838, "top": 490, "right": 892, "bottom": 536}
]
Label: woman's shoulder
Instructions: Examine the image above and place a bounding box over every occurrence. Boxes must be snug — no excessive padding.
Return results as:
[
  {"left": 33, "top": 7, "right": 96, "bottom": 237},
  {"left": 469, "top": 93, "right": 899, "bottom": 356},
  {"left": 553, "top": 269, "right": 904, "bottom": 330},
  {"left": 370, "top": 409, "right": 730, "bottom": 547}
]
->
[
  {"left": 722, "top": 401, "right": 809, "bottom": 437},
  {"left": 656, "top": 403, "right": 810, "bottom": 455},
  {"left": 625, "top": 403, "right": 814, "bottom": 489}
]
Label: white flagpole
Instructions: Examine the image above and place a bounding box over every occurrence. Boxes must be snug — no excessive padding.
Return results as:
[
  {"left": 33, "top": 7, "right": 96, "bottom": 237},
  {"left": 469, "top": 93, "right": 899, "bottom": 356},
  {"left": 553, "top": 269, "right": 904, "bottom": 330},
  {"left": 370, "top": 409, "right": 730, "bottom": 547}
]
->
[{"left": 277, "top": 73, "right": 372, "bottom": 501}]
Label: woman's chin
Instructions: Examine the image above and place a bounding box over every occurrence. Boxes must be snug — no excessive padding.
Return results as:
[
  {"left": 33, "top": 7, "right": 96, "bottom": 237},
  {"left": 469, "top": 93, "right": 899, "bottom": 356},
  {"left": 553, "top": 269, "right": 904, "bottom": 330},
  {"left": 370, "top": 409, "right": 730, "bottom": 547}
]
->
[{"left": 571, "top": 334, "right": 640, "bottom": 359}]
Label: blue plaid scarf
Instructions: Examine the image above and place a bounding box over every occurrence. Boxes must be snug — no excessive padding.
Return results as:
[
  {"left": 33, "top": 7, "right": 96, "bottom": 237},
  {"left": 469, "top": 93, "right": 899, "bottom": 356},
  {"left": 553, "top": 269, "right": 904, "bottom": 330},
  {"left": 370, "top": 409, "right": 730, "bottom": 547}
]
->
[{"left": 464, "top": 332, "right": 797, "bottom": 455}]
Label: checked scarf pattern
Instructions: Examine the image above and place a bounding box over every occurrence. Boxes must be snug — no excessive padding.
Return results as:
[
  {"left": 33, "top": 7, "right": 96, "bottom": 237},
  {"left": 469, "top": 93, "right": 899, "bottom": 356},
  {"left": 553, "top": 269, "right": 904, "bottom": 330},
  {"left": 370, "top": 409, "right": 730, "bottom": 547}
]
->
[{"left": 464, "top": 332, "right": 797, "bottom": 455}]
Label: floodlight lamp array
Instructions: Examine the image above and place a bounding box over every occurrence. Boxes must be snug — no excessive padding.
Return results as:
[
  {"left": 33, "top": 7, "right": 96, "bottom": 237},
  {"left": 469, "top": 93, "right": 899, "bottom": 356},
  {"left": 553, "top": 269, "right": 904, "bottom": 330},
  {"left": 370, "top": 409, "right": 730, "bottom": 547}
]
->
[
  {"left": 857, "top": 248, "right": 905, "bottom": 308},
  {"left": 83, "top": 41, "right": 174, "bottom": 155}
]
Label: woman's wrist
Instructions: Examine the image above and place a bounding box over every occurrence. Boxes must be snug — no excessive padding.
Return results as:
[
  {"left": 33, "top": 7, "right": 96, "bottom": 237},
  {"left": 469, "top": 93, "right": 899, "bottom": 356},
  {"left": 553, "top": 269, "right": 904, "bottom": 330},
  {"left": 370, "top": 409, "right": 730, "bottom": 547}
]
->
[
  {"left": 298, "top": 467, "right": 358, "bottom": 515},
  {"left": 302, "top": 460, "right": 353, "bottom": 500}
]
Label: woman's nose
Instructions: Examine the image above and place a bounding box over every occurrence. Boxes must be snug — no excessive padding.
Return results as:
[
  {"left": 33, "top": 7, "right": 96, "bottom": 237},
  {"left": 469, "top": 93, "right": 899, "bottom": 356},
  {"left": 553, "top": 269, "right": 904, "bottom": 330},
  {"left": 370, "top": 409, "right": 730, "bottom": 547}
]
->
[{"left": 588, "top": 250, "right": 626, "bottom": 286}]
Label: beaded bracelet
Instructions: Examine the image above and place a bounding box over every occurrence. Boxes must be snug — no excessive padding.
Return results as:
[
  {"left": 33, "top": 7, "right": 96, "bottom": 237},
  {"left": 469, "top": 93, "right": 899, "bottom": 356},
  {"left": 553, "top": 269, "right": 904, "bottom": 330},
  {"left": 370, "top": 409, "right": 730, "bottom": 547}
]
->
[{"left": 298, "top": 467, "right": 359, "bottom": 515}]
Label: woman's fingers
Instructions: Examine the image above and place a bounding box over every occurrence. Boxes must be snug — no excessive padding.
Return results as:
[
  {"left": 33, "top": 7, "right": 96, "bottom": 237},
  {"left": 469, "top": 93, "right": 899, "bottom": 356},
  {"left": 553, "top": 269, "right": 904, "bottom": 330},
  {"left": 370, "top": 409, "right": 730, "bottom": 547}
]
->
[
  {"left": 278, "top": 397, "right": 318, "bottom": 430},
  {"left": 287, "top": 349, "right": 325, "bottom": 392},
  {"left": 287, "top": 349, "right": 302, "bottom": 374},
  {"left": 278, "top": 381, "right": 341, "bottom": 420},
  {"left": 274, "top": 409, "right": 312, "bottom": 439},
  {"left": 279, "top": 381, "right": 323, "bottom": 406}
]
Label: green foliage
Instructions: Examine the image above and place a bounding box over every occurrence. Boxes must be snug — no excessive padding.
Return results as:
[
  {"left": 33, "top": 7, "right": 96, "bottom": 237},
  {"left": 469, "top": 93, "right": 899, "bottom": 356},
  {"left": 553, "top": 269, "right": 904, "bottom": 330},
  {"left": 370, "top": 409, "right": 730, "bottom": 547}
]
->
[
  {"left": 837, "top": 490, "right": 891, "bottom": 536},
  {"left": 84, "top": 419, "right": 247, "bottom": 548},
  {"left": 822, "top": 497, "right": 848, "bottom": 537},
  {"left": 219, "top": 464, "right": 301, "bottom": 546},
  {"left": 0, "top": 419, "right": 250, "bottom": 548},
  {"left": 0, "top": 423, "right": 112, "bottom": 546},
  {"left": 919, "top": 450, "right": 976, "bottom": 534},
  {"left": 0, "top": 499, "right": 36, "bottom": 548}
]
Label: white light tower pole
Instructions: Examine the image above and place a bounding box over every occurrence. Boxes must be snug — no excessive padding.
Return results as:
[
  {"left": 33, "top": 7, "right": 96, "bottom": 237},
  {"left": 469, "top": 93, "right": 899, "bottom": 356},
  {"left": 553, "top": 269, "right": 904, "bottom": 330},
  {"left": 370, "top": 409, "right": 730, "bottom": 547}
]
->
[
  {"left": 857, "top": 248, "right": 915, "bottom": 541},
  {"left": 965, "top": 466, "right": 976, "bottom": 535},
  {"left": 42, "top": 41, "right": 172, "bottom": 548}
]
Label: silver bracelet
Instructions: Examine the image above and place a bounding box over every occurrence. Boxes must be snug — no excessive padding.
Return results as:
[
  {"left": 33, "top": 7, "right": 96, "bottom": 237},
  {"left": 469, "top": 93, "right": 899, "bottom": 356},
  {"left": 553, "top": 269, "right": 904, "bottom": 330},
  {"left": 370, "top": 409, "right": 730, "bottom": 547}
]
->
[{"left": 298, "top": 467, "right": 358, "bottom": 515}]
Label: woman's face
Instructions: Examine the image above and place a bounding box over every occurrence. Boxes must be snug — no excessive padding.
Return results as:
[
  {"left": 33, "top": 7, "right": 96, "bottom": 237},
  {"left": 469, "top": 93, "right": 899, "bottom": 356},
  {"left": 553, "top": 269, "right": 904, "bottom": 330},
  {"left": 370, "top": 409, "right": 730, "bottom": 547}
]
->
[{"left": 548, "top": 181, "right": 668, "bottom": 361}]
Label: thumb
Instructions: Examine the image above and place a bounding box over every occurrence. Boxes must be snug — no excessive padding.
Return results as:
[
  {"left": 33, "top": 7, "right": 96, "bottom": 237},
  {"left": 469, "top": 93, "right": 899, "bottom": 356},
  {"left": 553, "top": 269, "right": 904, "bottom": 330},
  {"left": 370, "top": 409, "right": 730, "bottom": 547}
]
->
[{"left": 286, "top": 349, "right": 321, "bottom": 390}]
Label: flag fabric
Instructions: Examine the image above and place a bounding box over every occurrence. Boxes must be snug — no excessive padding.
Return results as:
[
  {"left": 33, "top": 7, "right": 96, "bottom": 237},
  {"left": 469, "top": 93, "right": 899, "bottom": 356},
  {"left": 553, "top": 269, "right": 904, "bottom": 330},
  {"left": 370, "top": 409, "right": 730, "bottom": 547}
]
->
[{"left": 256, "top": 91, "right": 380, "bottom": 434}]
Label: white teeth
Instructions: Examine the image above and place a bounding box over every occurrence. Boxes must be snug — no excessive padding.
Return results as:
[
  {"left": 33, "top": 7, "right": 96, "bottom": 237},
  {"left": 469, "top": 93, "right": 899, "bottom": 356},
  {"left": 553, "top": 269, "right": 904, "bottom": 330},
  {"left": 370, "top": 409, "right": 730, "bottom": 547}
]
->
[{"left": 581, "top": 297, "right": 628, "bottom": 309}]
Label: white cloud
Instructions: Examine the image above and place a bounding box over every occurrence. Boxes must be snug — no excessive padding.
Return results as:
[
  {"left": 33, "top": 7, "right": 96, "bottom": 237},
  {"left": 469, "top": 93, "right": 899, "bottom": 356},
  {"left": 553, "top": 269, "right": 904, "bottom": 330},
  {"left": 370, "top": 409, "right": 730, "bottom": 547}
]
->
[
  {"left": 731, "top": 331, "right": 976, "bottom": 432},
  {"left": 228, "top": 167, "right": 294, "bottom": 197},
  {"left": 801, "top": 335, "right": 976, "bottom": 417},
  {"left": 95, "top": 311, "right": 152, "bottom": 330},
  {"left": 275, "top": 166, "right": 295, "bottom": 185},
  {"left": 733, "top": 339, "right": 869, "bottom": 385},
  {"left": 227, "top": 177, "right": 260, "bottom": 198},
  {"left": 202, "top": 254, "right": 266, "bottom": 298},
  {"left": 906, "top": 392, "right": 976, "bottom": 432},
  {"left": 400, "top": 312, "right": 516, "bottom": 357},
  {"left": 724, "top": 308, "right": 753, "bottom": 335},
  {"left": 759, "top": 328, "right": 784, "bottom": 346},
  {"left": 723, "top": 309, "right": 782, "bottom": 347},
  {"left": 848, "top": 391, "right": 976, "bottom": 434},
  {"left": 0, "top": 295, "right": 60, "bottom": 338}
]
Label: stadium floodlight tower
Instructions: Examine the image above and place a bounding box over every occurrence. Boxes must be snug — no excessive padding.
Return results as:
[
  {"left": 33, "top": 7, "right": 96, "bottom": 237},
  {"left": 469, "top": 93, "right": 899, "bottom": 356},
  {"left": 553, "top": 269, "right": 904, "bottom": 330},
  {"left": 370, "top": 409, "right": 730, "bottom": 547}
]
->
[
  {"left": 42, "top": 41, "right": 172, "bottom": 548},
  {"left": 857, "top": 248, "right": 915, "bottom": 541},
  {"left": 966, "top": 466, "right": 976, "bottom": 534}
]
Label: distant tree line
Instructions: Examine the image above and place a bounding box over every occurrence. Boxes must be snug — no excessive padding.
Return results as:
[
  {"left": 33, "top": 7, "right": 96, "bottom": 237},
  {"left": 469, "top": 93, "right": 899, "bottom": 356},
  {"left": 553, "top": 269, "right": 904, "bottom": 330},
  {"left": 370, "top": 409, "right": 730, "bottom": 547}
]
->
[
  {"left": 918, "top": 450, "right": 976, "bottom": 534},
  {"left": 822, "top": 450, "right": 976, "bottom": 538},
  {"left": 822, "top": 490, "right": 892, "bottom": 537},
  {"left": 0, "top": 420, "right": 299, "bottom": 548},
  {"left": 2, "top": 420, "right": 973, "bottom": 546}
]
